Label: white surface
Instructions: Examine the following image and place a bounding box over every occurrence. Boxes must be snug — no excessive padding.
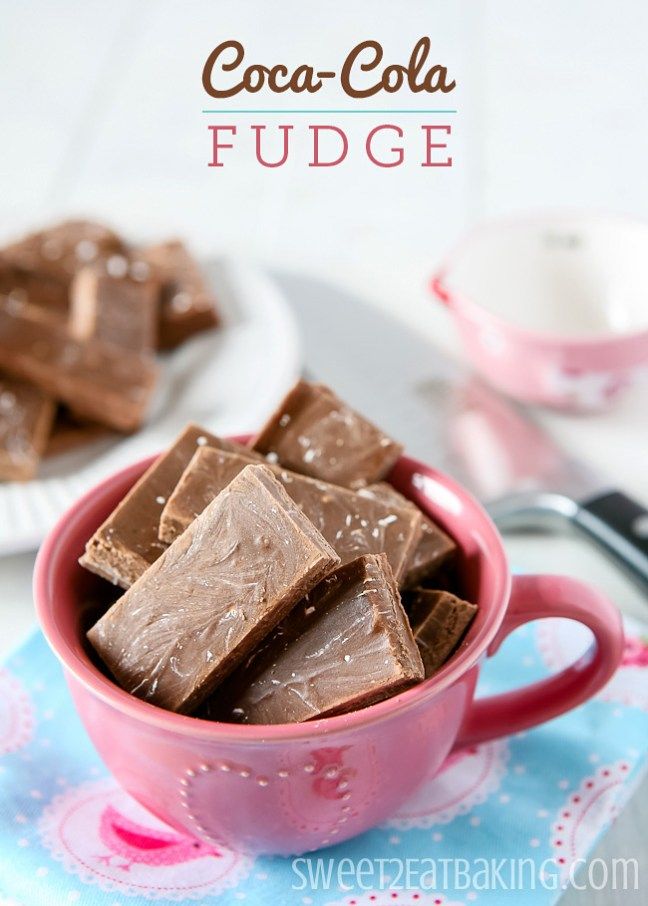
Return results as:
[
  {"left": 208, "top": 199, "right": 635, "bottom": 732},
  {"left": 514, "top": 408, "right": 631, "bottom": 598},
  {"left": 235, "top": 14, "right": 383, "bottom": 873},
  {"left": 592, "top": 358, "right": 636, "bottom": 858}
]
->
[{"left": 0, "top": 259, "right": 300, "bottom": 555}]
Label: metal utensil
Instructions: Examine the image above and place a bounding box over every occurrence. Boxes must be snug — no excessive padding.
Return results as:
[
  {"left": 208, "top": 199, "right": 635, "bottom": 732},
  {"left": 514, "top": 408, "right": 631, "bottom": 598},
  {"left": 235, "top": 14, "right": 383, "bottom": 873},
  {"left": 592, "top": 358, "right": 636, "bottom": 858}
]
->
[{"left": 275, "top": 270, "right": 648, "bottom": 593}]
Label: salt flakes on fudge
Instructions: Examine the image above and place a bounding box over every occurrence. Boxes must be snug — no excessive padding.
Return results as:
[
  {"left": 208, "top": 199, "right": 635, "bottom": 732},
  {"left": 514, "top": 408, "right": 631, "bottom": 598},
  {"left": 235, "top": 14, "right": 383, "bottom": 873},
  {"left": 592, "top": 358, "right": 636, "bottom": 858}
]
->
[
  {"left": 252, "top": 379, "right": 403, "bottom": 488},
  {"left": 0, "top": 376, "right": 56, "bottom": 481},
  {"left": 80, "top": 425, "right": 261, "bottom": 589},
  {"left": 158, "top": 446, "right": 422, "bottom": 583},
  {"left": 205, "top": 554, "right": 424, "bottom": 724},
  {"left": 87, "top": 465, "right": 339, "bottom": 714},
  {"left": 0, "top": 219, "right": 221, "bottom": 482},
  {"left": 83, "top": 380, "right": 478, "bottom": 723}
]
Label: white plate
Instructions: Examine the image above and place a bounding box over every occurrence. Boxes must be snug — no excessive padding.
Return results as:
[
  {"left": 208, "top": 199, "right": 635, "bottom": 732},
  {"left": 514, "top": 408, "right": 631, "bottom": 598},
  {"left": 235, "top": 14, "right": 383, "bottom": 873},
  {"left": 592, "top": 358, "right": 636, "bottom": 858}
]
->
[{"left": 0, "top": 258, "right": 301, "bottom": 556}]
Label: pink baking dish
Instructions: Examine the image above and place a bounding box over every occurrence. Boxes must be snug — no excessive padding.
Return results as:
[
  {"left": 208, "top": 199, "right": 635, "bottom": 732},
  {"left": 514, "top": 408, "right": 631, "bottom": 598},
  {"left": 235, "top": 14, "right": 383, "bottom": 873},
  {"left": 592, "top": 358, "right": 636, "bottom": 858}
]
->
[
  {"left": 33, "top": 441, "right": 624, "bottom": 855},
  {"left": 431, "top": 212, "right": 648, "bottom": 410}
]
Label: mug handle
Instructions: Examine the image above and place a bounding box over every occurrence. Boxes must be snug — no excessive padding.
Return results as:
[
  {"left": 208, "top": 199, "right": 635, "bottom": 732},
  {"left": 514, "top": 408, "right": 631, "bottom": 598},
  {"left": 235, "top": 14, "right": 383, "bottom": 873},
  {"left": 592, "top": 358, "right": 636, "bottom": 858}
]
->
[{"left": 454, "top": 574, "right": 624, "bottom": 747}]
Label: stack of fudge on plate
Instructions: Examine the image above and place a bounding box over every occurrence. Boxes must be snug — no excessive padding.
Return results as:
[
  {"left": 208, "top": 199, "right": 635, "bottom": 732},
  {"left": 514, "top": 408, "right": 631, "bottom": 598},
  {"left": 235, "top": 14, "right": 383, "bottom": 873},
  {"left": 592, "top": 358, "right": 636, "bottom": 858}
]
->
[
  {"left": 0, "top": 219, "right": 220, "bottom": 481},
  {"left": 83, "top": 380, "right": 478, "bottom": 724}
]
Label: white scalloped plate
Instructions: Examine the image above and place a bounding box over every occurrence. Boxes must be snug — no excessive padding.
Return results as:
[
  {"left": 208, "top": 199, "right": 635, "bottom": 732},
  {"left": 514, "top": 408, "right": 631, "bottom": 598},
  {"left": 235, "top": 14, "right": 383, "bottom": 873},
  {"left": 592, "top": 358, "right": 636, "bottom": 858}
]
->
[{"left": 0, "top": 258, "right": 301, "bottom": 555}]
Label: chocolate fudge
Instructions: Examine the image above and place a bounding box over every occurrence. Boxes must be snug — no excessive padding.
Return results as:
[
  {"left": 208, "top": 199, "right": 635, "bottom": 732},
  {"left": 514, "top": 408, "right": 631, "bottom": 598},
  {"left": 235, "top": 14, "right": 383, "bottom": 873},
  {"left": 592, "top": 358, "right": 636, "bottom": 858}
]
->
[
  {"left": 0, "top": 376, "right": 55, "bottom": 480},
  {"left": 0, "top": 219, "right": 227, "bottom": 481},
  {"left": 70, "top": 257, "right": 159, "bottom": 353},
  {"left": 206, "top": 554, "right": 424, "bottom": 724},
  {"left": 407, "top": 589, "right": 478, "bottom": 676},
  {"left": 0, "top": 255, "right": 69, "bottom": 323},
  {"left": 87, "top": 464, "right": 340, "bottom": 714},
  {"left": 362, "top": 482, "right": 456, "bottom": 587},
  {"left": 159, "top": 446, "right": 422, "bottom": 583},
  {"left": 0, "top": 300, "right": 157, "bottom": 433},
  {"left": 79, "top": 425, "right": 260, "bottom": 588},
  {"left": 140, "top": 241, "right": 219, "bottom": 349},
  {"left": 252, "top": 380, "right": 403, "bottom": 488},
  {"left": 3, "top": 220, "right": 124, "bottom": 283},
  {"left": 45, "top": 409, "right": 113, "bottom": 458}
]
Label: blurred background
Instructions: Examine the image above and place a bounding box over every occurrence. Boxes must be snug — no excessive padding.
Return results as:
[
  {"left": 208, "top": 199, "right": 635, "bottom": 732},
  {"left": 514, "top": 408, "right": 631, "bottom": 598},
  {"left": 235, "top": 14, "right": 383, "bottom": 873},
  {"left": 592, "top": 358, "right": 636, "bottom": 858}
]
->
[
  {"left": 2, "top": 0, "right": 647, "bottom": 344},
  {"left": 3, "top": 0, "right": 645, "bottom": 526}
]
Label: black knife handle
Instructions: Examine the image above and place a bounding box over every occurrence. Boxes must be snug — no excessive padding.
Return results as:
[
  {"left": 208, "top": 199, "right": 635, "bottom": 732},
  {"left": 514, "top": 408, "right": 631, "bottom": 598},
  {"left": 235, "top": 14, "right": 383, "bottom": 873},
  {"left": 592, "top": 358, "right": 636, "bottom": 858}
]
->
[{"left": 575, "top": 491, "right": 648, "bottom": 593}]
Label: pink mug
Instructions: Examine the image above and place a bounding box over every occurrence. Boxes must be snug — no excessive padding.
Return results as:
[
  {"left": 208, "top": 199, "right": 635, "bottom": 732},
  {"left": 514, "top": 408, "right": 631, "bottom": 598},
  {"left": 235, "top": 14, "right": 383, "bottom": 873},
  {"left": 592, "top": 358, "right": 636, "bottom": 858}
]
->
[
  {"left": 34, "top": 442, "right": 624, "bottom": 855},
  {"left": 431, "top": 211, "right": 648, "bottom": 411}
]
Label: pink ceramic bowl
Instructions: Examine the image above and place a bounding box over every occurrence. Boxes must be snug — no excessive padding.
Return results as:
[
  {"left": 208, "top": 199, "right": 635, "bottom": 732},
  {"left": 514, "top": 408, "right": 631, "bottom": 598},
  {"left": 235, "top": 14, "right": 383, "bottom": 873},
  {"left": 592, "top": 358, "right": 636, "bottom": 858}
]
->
[
  {"left": 431, "top": 212, "right": 648, "bottom": 410},
  {"left": 34, "top": 442, "right": 624, "bottom": 855}
]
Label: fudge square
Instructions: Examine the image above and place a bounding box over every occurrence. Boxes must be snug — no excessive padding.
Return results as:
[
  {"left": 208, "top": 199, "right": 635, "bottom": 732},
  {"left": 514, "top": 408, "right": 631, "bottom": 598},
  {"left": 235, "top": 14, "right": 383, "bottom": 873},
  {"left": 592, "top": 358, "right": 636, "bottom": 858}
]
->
[
  {"left": 252, "top": 379, "right": 403, "bottom": 488},
  {"left": 0, "top": 253, "right": 70, "bottom": 323},
  {"left": 87, "top": 464, "right": 340, "bottom": 714},
  {"left": 407, "top": 588, "right": 478, "bottom": 677},
  {"left": 361, "top": 481, "right": 456, "bottom": 587},
  {"left": 0, "top": 375, "right": 55, "bottom": 481},
  {"left": 3, "top": 219, "right": 124, "bottom": 282},
  {"left": 140, "top": 240, "right": 220, "bottom": 350},
  {"left": 80, "top": 424, "right": 261, "bottom": 589},
  {"left": 69, "top": 257, "right": 159, "bottom": 353},
  {"left": 0, "top": 300, "right": 157, "bottom": 433},
  {"left": 207, "top": 553, "right": 424, "bottom": 724},
  {"left": 158, "top": 446, "right": 422, "bottom": 584},
  {"left": 45, "top": 409, "right": 112, "bottom": 458}
]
